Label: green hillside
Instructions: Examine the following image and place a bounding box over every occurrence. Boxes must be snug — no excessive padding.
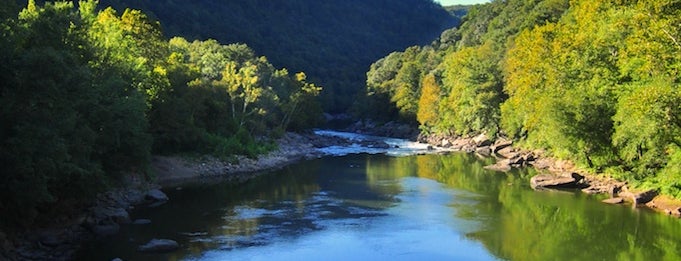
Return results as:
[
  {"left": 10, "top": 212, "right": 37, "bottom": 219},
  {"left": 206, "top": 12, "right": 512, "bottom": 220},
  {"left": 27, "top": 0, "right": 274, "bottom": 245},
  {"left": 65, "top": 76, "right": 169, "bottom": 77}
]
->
[
  {"left": 99, "top": 0, "right": 460, "bottom": 112},
  {"left": 361, "top": 0, "right": 681, "bottom": 197}
]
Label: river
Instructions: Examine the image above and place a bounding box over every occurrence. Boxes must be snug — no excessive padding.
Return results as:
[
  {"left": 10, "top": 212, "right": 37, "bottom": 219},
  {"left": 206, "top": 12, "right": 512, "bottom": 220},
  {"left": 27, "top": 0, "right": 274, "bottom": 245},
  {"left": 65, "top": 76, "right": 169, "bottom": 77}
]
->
[{"left": 76, "top": 132, "right": 681, "bottom": 261}]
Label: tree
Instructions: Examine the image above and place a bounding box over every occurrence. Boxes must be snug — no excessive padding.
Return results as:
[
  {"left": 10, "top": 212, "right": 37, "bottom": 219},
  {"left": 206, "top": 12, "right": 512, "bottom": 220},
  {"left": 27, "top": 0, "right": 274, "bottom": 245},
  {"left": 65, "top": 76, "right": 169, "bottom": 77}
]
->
[
  {"left": 613, "top": 77, "right": 681, "bottom": 176},
  {"left": 417, "top": 73, "right": 440, "bottom": 129},
  {"left": 280, "top": 72, "right": 323, "bottom": 131},
  {"left": 439, "top": 43, "right": 504, "bottom": 136}
]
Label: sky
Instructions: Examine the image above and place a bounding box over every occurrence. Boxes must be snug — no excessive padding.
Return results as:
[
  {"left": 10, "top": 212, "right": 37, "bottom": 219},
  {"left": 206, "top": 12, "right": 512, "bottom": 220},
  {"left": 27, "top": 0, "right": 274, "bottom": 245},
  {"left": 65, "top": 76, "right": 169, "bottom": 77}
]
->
[{"left": 434, "top": 0, "right": 490, "bottom": 6}]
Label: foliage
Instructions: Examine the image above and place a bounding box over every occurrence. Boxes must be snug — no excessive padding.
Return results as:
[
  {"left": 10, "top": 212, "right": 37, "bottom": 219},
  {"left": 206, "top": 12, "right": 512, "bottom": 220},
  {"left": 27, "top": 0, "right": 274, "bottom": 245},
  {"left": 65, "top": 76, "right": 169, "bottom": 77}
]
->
[
  {"left": 0, "top": 0, "right": 323, "bottom": 231},
  {"left": 98, "top": 0, "right": 460, "bottom": 113},
  {"left": 362, "top": 0, "right": 681, "bottom": 197},
  {"left": 416, "top": 74, "right": 440, "bottom": 128}
]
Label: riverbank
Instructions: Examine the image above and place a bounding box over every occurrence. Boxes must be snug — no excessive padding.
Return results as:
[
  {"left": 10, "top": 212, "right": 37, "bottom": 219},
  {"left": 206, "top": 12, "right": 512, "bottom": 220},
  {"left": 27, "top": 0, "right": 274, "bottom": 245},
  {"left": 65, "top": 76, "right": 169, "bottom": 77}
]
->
[
  {"left": 151, "top": 132, "right": 367, "bottom": 187},
  {"left": 418, "top": 133, "right": 681, "bottom": 218},
  {"left": 1, "top": 131, "right": 365, "bottom": 261}
]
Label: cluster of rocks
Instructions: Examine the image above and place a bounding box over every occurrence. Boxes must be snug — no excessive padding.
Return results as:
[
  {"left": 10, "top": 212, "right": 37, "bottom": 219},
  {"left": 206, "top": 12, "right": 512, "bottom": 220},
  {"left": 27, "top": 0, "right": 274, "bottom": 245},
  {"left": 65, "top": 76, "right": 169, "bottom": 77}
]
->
[
  {"left": 421, "top": 132, "right": 681, "bottom": 217},
  {"left": 420, "top": 133, "right": 515, "bottom": 158},
  {"left": 7, "top": 188, "right": 170, "bottom": 261},
  {"left": 83, "top": 188, "right": 168, "bottom": 237},
  {"left": 150, "top": 132, "right": 365, "bottom": 186},
  {"left": 4, "top": 130, "right": 396, "bottom": 260}
]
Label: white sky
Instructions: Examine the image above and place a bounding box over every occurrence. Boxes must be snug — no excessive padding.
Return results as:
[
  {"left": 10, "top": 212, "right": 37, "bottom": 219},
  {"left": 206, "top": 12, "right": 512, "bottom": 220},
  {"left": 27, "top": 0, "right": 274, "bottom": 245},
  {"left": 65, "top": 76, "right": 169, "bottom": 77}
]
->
[{"left": 434, "top": 0, "right": 490, "bottom": 6}]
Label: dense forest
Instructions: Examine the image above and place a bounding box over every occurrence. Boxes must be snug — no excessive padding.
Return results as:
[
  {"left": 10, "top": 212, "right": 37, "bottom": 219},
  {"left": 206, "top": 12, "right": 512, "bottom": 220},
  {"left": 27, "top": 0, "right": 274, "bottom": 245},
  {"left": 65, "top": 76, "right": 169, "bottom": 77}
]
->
[
  {"left": 96, "top": 0, "right": 460, "bottom": 113},
  {"left": 359, "top": 0, "right": 681, "bottom": 198},
  {"left": 0, "top": 0, "right": 323, "bottom": 231}
]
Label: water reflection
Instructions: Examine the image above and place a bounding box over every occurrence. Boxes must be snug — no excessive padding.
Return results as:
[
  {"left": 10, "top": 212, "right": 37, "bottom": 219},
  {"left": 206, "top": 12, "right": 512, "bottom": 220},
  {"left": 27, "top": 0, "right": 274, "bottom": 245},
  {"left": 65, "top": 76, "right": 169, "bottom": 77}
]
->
[
  {"left": 76, "top": 153, "right": 681, "bottom": 261},
  {"left": 407, "top": 154, "right": 681, "bottom": 261}
]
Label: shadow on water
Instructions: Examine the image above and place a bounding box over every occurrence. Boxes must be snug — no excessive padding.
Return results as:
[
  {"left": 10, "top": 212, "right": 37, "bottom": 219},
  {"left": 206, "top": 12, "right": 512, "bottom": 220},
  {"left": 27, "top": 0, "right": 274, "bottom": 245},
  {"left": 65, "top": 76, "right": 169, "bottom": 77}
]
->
[{"left": 76, "top": 153, "right": 681, "bottom": 261}]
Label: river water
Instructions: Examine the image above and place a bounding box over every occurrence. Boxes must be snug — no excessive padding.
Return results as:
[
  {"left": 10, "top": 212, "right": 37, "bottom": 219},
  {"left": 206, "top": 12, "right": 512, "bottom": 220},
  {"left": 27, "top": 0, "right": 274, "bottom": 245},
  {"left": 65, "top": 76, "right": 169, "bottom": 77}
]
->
[{"left": 77, "top": 132, "right": 681, "bottom": 261}]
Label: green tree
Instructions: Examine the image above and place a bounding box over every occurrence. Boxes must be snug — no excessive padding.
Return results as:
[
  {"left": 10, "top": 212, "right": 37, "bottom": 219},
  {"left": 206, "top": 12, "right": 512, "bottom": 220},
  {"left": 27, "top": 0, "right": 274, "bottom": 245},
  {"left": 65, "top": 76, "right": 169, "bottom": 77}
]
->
[
  {"left": 416, "top": 73, "right": 441, "bottom": 129},
  {"left": 439, "top": 43, "right": 504, "bottom": 136}
]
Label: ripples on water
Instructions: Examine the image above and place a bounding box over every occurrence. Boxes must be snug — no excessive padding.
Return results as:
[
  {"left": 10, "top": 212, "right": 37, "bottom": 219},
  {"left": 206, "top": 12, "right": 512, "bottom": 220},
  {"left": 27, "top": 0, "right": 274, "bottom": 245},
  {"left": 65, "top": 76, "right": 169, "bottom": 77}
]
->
[
  {"left": 188, "top": 178, "right": 499, "bottom": 261},
  {"left": 76, "top": 131, "right": 681, "bottom": 261}
]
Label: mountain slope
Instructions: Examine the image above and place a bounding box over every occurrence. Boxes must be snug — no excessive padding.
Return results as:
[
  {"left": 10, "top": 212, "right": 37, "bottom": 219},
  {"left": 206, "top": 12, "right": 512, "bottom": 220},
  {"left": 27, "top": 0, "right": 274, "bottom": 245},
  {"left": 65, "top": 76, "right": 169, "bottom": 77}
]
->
[{"left": 99, "top": 0, "right": 460, "bottom": 112}]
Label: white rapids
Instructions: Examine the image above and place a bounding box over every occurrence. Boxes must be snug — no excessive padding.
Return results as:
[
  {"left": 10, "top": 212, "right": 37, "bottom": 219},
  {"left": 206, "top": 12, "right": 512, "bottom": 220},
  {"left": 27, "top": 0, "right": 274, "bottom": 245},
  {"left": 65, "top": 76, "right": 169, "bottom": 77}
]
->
[{"left": 313, "top": 130, "right": 448, "bottom": 157}]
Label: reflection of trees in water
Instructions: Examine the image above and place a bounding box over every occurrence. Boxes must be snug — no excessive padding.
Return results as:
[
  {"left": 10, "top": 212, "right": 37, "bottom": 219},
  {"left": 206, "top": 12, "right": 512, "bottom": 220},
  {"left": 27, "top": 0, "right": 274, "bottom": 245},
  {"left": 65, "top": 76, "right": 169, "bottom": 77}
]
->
[
  {"left": 421, "top": 155, "right": 681, "bottom": 261},
  {"left": 147, "top": 154, "right": 681, "bottom": 261}
]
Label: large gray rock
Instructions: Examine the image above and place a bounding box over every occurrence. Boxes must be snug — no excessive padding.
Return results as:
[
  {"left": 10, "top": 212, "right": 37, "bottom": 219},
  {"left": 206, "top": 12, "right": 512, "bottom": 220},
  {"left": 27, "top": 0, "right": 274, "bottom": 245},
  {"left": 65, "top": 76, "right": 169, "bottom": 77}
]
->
[
  {"left": 132, "top": 219, "right": 152, "bottom": 225},
  {"left": 441, "top": 139, "right": 452, "bottom": 148},
  {"left": 91, "top": 207, "right": 131, "bottom": 224},
  {"left": 491, "top": 139, "right": 513, "bottom": 153},
  {"left": 619, "top": 189, "right": 658, "bottom": 205},
  {"left": 602, "top": 197, "right": 624, "bottom": 204},
  {"left": 92, "top": 223, "right": 120, "bottom": 237},
  {"left": 484, "top": 159, "right": 512, "bottom": 172},
  {"left": 145, "top": 189, "right": 168, "bottom": 202},
  {"left": 475, "top": 146, "right": 492, "bottom": 157},
  {"left": 530, "top": 173, "right": 585, "bottom": 190},
  {"left": 473, "top": 133, "right": 492, "bottom": 147},
  {"left": 137, "top": 239, "right": 179, "bottom": 253}
]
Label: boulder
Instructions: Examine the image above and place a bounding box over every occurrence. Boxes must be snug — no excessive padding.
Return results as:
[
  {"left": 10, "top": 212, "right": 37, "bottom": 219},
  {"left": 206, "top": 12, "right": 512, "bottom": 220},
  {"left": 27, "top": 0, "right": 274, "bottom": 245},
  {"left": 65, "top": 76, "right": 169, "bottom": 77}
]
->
[
  {"left": 39, "top": 232, "right": 63, "bottom": 248},
  {"left": 491, "top": 139, "right": 513, "bottom": 153},
  {"left": 496, "top": 147, "right": 519, "bottom": 159},
  {"left": 91, "top": 207, "right": 131, "bottom": 224},
  {"left": 509, "top": 156, "right": 525, "bottom": 167},
  {"left": 475, "top": 146, "right": 492, "bottom": 157},
  {"left": 484, "top": 159, "right": 512, "bottom": 172},
  {"left": 462, "top": 145, "right": 476, "bottom": 153},
  {"left": 441, "top": 139, "right": 452, "bottom": 148},
  {"left": 132, "top": 219, "right": 152, "bottom": 225},
  {"left": 530, "top": 173, "right": 585, "bottom": 190},
  {"left": 620, "top": 189, "right": 658, "bottom": 205},
  {"left": 107, "top": 208, "right": 131, "bottom": 224},
  {"left": 146, "top": 189, "right": 168, "bottom": 202},
  {"left": 602, "top": 197, "right": 624, "bottom": 204},
  {"left": 92, "top": 223, "right": 120, "bottom": 237},
  {"left": 472, "top": 133, "right": 492, "bottom": 147},
  {"left": 138, "top": 239, "right": 179, "bottom": 253}
]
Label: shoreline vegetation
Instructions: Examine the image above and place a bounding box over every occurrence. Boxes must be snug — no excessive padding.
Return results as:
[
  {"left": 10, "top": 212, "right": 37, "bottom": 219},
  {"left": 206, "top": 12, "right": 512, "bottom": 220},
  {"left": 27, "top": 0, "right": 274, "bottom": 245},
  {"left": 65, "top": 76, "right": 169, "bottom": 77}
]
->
[
  {"left": 418, "top": 132, "right": 681, "bottom": 217},
  {"left": 354, "top": 0, "right": 681, "bottom": 215},
  {"left": 2, "top": 0, "right": 681, "bottom": 260},
  {"left": 350, "top": 120, "right": 681, "bottom": 217},
  {"left": 0, "top": 131, "right": 392, "bottom": 260},
  {"left": 3, "top": 128, "right": 681, "bottom": 260}
]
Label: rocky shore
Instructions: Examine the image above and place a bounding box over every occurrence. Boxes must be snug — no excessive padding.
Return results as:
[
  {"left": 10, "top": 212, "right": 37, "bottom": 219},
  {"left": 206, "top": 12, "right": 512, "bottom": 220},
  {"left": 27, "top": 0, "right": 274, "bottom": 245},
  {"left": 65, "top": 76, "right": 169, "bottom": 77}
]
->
[
  {"left": 5, "top": 129, "right": 680, "bottom": 260},
  {"left": 0, "top": 131, "right": 364, "bottom": 261},
  {"left": 418, "top": 133, "right": 681, "bottom": 217},
  {"left": 151, "top": 132, "right": 374, "bottom": 187}
]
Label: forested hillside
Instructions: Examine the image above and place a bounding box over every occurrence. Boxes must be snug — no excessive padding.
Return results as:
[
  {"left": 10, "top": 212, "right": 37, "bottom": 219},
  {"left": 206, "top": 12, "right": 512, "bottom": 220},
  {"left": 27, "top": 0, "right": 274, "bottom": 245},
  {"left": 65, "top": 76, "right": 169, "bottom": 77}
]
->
[
  {"left": 98, "top": 0, "right": 460, "bottom": 112},
  {"left": 0, "top": 0, "right": 322, "bottom": 231},
  {"left": 361, "top": 0, "right": 681, "bottom": 197}
]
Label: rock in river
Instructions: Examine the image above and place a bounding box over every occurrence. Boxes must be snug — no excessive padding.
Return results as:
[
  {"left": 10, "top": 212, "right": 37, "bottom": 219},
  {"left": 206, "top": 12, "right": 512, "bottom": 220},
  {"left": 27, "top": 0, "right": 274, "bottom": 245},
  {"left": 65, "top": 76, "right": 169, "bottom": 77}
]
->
[
  {"left": 137, "top": 239, "right": 179, "bottom": 253},
  {"left": 145, "top": 189, "right": 168, "bottom": 202},
  {"left": 602, "top": 197, "right": 624, "bottom": 204},
  {"left": 530, "top": 172, "right": 585, "bottom": 190}
]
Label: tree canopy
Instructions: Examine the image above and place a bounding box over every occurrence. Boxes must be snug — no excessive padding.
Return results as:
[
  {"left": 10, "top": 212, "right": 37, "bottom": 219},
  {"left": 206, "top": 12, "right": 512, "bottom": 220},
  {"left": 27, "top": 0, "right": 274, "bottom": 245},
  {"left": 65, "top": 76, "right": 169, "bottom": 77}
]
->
[
  {"left": 0, "top": 0, "right": 323, "bottom": 231},
  {"left": 361, "top": 0, "right": 681, "bottom": 197},
  {"left": 98, "top": 0, "right": 461, "bottom": 113}
]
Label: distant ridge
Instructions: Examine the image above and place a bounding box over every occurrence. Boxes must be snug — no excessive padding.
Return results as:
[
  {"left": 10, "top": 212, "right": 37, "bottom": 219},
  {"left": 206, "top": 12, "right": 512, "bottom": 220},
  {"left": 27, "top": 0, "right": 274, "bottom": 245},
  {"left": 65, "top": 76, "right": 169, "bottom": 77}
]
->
[{"left": 99, "top": 0, "right": 461, "bottom": 112}]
